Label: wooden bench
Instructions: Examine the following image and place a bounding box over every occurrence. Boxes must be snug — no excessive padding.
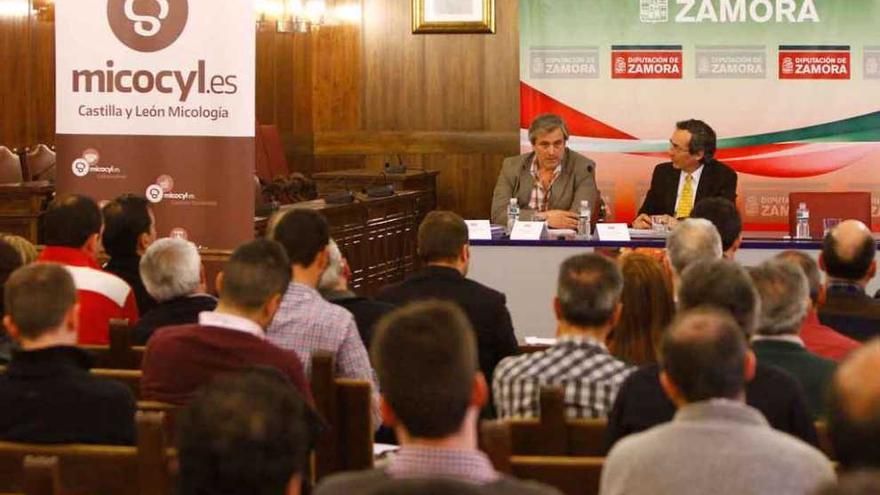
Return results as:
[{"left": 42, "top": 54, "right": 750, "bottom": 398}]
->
[
  {"left": 0, "top": 412, "right": 170, "bottom": 495},
  {"left": 493, "top": 386, "right": 608, "bottom": 456},
  {"left": 80, "top": 319, "right": 145, "bottom": 370},
  {"left": 310, "top": 351, "right": 373, "bottom": 482}
]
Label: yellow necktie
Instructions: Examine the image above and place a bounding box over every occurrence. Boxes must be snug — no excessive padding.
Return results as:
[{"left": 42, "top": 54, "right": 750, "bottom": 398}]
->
[{"left": 675, "top": 174, "right": 694, "bottom": 218}]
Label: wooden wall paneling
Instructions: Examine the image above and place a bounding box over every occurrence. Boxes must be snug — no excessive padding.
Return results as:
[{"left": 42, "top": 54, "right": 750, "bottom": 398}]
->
[
  {"left": 289, "top": 31, "right": 316, "bottom": 175},
  {"left": 482, "top": 0, "right": 520, "bottom": 133},
  {"left": 313, "top": 5, "right": 362, "bottom": 132},
  {"left": 423, "top": 34, "right": 485, "bottom": 131},
  {"left": 256, "top": 28, "right": 279, "bottom": 126},
  {"left": 362, "top": 0, "right": 426, "bottom": 130},
  {"left": 30, "top": 7, "right": 54, "bottom": 147},
  {"left": 0, "top": 10, "right": 32, "bottom": 150}
]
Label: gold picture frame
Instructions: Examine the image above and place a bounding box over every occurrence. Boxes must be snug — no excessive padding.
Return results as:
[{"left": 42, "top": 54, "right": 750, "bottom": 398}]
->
[{"left": 412, "top": 0, "right": 495, "bottom": 34}]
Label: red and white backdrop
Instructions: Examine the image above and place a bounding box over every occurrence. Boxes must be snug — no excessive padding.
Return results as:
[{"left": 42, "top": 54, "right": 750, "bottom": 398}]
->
[
  {"left": 56, "top": 0, "right": 255, "bottom": 248},
  {"left": 520, "top": 0, "right": 880, "bottom": 230}
]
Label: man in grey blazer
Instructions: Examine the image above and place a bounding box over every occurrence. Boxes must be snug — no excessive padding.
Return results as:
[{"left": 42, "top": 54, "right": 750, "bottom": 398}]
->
[
  {"left": 601, "top": 307, "right": 834, "bottom": 495},
  {"left": 491, "top": 114, "right": 598, "bottom": 229}
]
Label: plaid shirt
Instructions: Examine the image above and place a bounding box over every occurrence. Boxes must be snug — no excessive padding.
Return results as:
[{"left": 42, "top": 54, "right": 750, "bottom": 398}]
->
[
  {"left": 528, "top": 155, "right": 563, "bottom": 212},
  {"left": 492, "top": 335, "right": 634, "bottom": 419},
  {"left": 386, "top": 446, "right": 500, "bottom": 484},
  {"left": 268, "top": 282, "right": 380, "bottom": 423}
]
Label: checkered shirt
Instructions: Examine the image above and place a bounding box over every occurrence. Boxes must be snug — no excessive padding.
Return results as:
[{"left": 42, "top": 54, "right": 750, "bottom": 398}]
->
[
  {"left": 386, "top": 446, "right": 500, "bottom": 484},
  {"left": 268, "top": 282, "right": 380, "bottom": 423},
  {"left": 528, "top": 156, "right": 562, "bottom": 212},
  {"left": 492, "top": 335, "right": 635, "bottom": 419}
]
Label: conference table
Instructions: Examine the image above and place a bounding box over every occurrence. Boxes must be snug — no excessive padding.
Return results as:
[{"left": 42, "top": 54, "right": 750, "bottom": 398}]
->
[{"left": 468, "top": 233, "right": 880, "bottom": 342}]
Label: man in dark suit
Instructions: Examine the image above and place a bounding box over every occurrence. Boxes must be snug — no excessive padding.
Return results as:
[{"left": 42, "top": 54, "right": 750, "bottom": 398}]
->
[
  {"left": 633, "top": 120, "right": 737, "bottom": 229},
  {"left": 818, "top": 219, "right": 880, "bottom": 341},
  {"left": 376, "top": 211, "right": 519, "bottom": 399}
]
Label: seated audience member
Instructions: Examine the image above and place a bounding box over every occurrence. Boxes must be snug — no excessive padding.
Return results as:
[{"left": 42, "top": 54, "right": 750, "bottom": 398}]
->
[
  {"left": 601, "top": 307, "right": 834, "bottom": 495},
  {"left": 632, "top": 119, "right": 737, "bottom": 229},
  {"left": 132, "top": 238, "right": 217, "bottom": 344},
  {"left": 689, "top": 197, "right": 743, "bottom": 259},
  {"left": 266, "top": 209, "right": 378, "bottom": 423},
  {"left": 827, "top": 340, "right": 880, "bottom": 470},
  {"left": 177, "top": 368, "right": 320, "bottom": 495},
  {"left": 609, "top": 252, "right": 674, "bottom": 366},
  {"left": 141, "top": 239, "right": 311, "bottom": 405},
  {"left": 818, "top": 220, "right": 880, "bottom": 341},
  {"left": 0, "top": 263, "right": 135, "bottom": 444},
  {"left": 490, "top": 113, "right": 598, "bottom": 229},
  {"left": 0, "top": 233, "right": 38, "bottom": 265},
  {"left": 493, "top": 253, "right": 634, "bottom": 419},
  {"left": 607, "top": 259, "right": 818, "bottom": 450},
  {"left": 749, "top": 260, "right": 836, "bottom": 418},
  {"left": 318, "top": 239, "right": 394, "bottom": 349},
  {"left": 37, "top": 194, "right": 138, "bottom": 344},
  {"left": 377, "top": 211, "right": 518, "bottom": 394},
  {"left": 364, "top": 479, "right": 484, "bottom": 495},
  {"left": 0, "top": 238, "right": 23, "bottom": 363},
  {"left": 315, "top": 301, "right": 560, "bottom": 495},
  {"left": 664, "top": 218, "right": 723, "bottom": 291},
  {"left": 102, "top": 194, "right": 158, "bottom": 315},
  {"left": 776, "top": 250, "right": 860, "bottom": 361}
]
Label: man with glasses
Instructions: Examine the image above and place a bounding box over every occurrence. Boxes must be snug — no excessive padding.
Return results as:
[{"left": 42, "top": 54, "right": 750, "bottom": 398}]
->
[
  {"left": 632, "top": 120, "right": 738, "bottom": 230},
  {"left": 491, "top": 113, "right": 599, "bottom": 229}
]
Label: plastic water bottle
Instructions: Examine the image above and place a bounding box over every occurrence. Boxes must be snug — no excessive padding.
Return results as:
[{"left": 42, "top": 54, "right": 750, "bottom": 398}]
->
[
  {"left": 795, "top": 202, "right": 810, "bottom": 239},
  {"left": 577, "top": 200, "right": 591, "bottom": 237},
  {"left": 507, "top": 198, "right": 520, "bottom": 234}
]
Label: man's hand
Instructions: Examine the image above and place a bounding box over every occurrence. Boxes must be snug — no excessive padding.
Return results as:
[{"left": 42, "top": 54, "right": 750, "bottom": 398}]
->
[
  {"left": 541, "top": 210, "right": 579, "bottom": 229},
  {"left": 633, "top": 214, "right": 652, "bottom": 229}
]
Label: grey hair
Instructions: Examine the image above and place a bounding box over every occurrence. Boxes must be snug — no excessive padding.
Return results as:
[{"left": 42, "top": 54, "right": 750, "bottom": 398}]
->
[
  {"left": 317, "top": 239, "right": 344, "bottom": 291},
  {"left": 528, "top": 114, "right": 570, "bottom": 144},
  {"left": 749, "top": 260, "right": 810, "bottom": 336},
  {"left": 666, "top": 218, "right": 723, "bottom": 276},
  {"left": 139, "top": 237, "right": 201, "bottom": 302}
]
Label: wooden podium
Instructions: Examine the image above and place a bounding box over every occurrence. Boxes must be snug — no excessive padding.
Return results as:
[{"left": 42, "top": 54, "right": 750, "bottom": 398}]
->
[
  {"left": 311, "top": 168, "right": 439, "bottom": 216},
  {"left": 0, "top": 181, "right": 54, "bottom": 244}
]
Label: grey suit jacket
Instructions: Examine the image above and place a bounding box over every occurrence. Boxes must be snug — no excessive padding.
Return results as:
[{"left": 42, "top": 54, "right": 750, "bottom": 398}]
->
[
  {"left": 490, "top": 149, "right": 598, "bottom": 225},
  {"left": 601, "top": 400, "right": 835, "bottom": 495}
]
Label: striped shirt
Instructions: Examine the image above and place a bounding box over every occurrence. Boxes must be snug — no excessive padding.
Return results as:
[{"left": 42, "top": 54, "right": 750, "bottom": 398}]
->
[
  {"left": 386, "top": 446, "right": 500, "bottom": 484},
  {"left": 268, "top": 282, "right": 380, "bottom": 423},
  {"left": 528, "top": 156, "right": 562, "bottom": 212},
  {"left": 492, "top": 335, "right": 634, "bottom": 419}
]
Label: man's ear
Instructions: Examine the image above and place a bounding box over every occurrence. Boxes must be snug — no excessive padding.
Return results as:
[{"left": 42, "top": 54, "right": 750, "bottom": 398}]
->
[
  {"left": 659, "top": 371, "right": 684, "bottom": 407},
  {"left": 65, "top": 303, "right": 81, "bottom": 335},
  {"left": 553, "top": 297, "right": 563, "bottom": 321},
  {"left": 868, "top": 260, "right": 877, "bottom": 281},
  {"left": 472, "top": 372, "right": 488, "bottom": 409},
  {"left": 3, "top": 315, "right": 20, "bottom": 341},
  {"left": 379, "top": 396, "right": 398, "bottom": 428},
  {"left": 461, "top": 244, "right": 470, "bottom": 264},
  {"left": 818, "top": 253, "right": 826, "bottom": 272},
  {"left": 744, "top": 350, "right": 757, "bottom": 383},
  {"left": 314, "top": 247, "right": 329, "bottom": 271},
  {"left": 215, "top": 272, "right": 224, "bottom": 295},
  {"left": 817, "top": 284, "right": 827, "bottom": 306},
  {"left": 84, "top": 233, "right": 101, "bottom": 258},
  {"left": 263, "top": 293, "right": 283, "bottom": 322},
  {"left": 137, "top": 232, "right": 152, "bottom": 253},
  {"left": 198, "top": 263, "right": 208, "bottom": 293}
]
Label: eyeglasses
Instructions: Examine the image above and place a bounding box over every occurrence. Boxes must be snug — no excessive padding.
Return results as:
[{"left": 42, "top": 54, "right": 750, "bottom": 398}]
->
[{"left": 669, "top": 140, "right": 690, "bottom": 153}]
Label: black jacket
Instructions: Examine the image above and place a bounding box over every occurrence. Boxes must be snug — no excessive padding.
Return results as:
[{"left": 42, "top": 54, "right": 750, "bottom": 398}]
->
[
  {"left": 605, "top": 362, "right": 817, "bottom": 452},
  {"left": 0, "top": 346, "right": 136, "bottom": 444},
  {"left": 322, "top": 290, "right": 394, "bottom": 350},
  {"left": 819, "top": 283, "right": 880, "bottom": 342},
  {"left": 132, "top": 294, "right": 218, "bottom": 345},
  {"left": 104, "top": 254, "right": 158, "bottom": 316},
  {"left": 376, "top": 266, "right": 519, "bottom": 384},
  {"left": 638, "top": 159, "right": 738, "bottom": 216}
]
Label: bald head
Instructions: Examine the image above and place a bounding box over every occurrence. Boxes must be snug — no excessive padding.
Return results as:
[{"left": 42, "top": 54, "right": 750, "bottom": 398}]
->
[
  {"left": 829, "top": 340, "right": 880, "bottom": 469},
  {"left": 821, "top": 219, "right": 876, "bottom": 283}
]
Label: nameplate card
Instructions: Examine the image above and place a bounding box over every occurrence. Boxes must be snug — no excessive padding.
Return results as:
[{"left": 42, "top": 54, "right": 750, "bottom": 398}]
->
[
  {"left": 465, "top": 220, "right": 492, "bottom": 240},
  {"left": 596, "top": 223, "right": 632, "bottom": 241},
  {"left": 510, "top": 221, "right": 547, "bottom": 240}
]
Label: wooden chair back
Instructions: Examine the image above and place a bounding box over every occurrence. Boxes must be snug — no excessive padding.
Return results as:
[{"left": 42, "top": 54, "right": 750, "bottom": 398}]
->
[
  {"left": 310, "top": 351, "right": 373, "bottom": 482},
  {"left": 94, "top": 369, "right": 142, "bottom": 400},
  {"left": 0, "top": 411, "right": 169, "bottom": 495},
  {"left": 479, "top": 419, "right": 604, "bottom": 495},
  {"left": 0, "top": 146, "right": 23, "bottom": 184},
  {"left": 505, "top": 387, "right": 608, "bottom": 456},
  {"left": 23, "top": 455, "right": 60, "bottom": 495},
  {"left": 138, "top": 402, "right": 179, "bottom": 446},
  {"left": 25, "top": 145, "right": 55, "bottom": 182},
  {"left": 81, "top": 319, "right": 145, "bottom": 370}
]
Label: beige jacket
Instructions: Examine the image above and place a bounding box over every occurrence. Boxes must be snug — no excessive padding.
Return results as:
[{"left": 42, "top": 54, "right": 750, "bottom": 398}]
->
[{"left": 490, "top": 148, "right": 598, "bottom": 225}]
